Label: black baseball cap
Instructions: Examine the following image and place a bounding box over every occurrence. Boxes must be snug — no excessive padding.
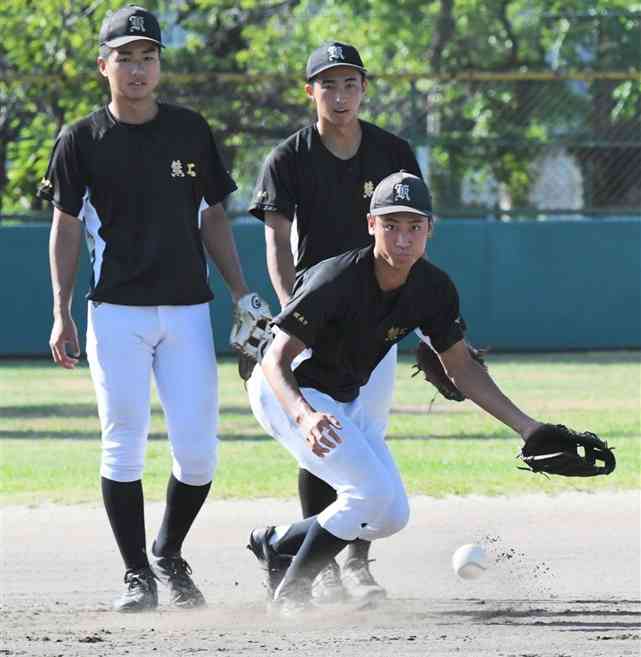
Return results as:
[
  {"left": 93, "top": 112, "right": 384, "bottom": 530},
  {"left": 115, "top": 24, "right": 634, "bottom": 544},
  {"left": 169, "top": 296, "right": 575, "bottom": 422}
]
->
[
  {"left": 99, "top": 5, "right": 163, "bottom": 49},
  {"left": 370, "top": 171, "right": 433, "bottom": 218},
  {"left": 306, "top": 42, "right": 367, "bottom": 81}
]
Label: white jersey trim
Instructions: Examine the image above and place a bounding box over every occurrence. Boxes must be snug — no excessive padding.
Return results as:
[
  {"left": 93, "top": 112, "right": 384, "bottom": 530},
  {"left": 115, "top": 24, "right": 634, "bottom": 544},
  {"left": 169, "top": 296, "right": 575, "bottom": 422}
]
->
[{"left": 81, "top": 192, "right": 106, "bottom": 295}]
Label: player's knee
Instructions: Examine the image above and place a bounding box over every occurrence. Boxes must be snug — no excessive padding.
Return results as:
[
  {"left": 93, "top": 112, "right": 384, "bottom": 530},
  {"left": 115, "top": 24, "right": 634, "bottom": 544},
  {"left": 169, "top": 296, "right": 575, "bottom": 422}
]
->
[
  {"left": 100, "top": 459, "right": 145, "bottom": 482},
  {"left": 171, "top": 440, "right": 218, "bottom": 486},
  {"left": 354, "top": 481, "right": 396, "bottom": 522},
  {"left": 100, "top": 435, "right": 146, "bottom": 481},
  {"left": 361, "top": 479, "right": 409, "bottom": 538},
  {"left": 382, "top": 493, "right": 410, "bottom": 536}
]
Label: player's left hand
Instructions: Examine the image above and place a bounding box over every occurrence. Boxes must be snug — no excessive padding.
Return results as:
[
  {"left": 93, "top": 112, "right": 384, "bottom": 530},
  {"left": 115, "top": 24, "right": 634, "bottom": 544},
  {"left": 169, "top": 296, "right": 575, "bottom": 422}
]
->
[{"left": 518, "top": 423, "right": 616, "bottom": 477}]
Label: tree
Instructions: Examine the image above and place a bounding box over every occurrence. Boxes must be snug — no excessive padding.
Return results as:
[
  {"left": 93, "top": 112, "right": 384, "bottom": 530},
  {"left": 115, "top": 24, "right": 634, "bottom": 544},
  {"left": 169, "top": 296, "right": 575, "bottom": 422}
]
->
[
  {"left": 0, "top": 0, "right": 130, "bottom": 215},
  {"left": 2, "top": 0, "right": 639, "bottom": 215}
]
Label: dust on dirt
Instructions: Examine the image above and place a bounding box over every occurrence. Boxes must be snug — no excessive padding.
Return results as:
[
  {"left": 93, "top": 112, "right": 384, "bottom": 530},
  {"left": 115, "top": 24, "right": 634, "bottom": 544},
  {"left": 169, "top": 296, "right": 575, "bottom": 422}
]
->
[{"left": 1, "top": 492, "right": 639, "bottom": 656}]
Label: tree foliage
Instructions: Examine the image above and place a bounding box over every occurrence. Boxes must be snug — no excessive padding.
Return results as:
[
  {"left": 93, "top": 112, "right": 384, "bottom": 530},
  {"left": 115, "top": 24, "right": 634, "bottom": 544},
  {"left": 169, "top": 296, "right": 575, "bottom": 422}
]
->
[{"left": 1, "top": 0, "right": 639, "bottom": 215}]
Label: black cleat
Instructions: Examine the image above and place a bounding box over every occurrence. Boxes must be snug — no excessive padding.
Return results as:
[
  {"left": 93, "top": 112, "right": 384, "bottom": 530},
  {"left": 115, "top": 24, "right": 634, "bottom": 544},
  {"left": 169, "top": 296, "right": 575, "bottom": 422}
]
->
[
  {"left": 247, "top": 526, "right": 292, "bottom": 598},
  {"left": 113, "top": 567, "right": 158, "bottom": 613},
  {"left": 149, "top": 549, "right": 206, "bottom": 609}
]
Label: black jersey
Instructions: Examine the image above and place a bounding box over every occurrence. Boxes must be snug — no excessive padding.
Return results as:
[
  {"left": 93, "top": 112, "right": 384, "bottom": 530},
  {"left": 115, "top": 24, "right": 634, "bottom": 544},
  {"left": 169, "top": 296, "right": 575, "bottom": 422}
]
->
[
  {"left": 249, "top": 121, "right": 421, "bottom": 273},
  {"left": 275, "top": 246, "right": 464, "bottom": 402},
  {"left": 37, "top": 103, "right": 237, "bottom": 306}
]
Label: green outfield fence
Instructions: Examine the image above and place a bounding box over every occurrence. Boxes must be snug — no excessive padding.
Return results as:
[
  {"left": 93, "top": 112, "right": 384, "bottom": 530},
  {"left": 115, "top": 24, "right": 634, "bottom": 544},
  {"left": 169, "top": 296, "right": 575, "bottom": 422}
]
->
[{"left": 1, "top": 217, "right": 639, "bottom": 357}]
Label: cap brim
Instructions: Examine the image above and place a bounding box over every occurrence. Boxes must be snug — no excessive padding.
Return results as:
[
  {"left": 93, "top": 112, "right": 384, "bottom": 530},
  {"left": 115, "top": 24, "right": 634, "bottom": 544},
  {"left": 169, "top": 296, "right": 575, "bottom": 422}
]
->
[
  {"left": 307, "top": 63, "right": 367, "bottom": 80},
  {"left": 372, "top": 205, "right": 432, "bottom": 218},
  {"left": 102, "top": 35, "right": 163, "bottom": 48}
]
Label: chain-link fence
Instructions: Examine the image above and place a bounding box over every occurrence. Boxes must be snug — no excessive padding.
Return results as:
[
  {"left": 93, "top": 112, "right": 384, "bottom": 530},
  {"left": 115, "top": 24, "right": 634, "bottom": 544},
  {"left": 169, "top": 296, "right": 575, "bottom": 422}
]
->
[
  {"left": 177, "top": 70, "right": 641, "bottom": 220},
  {"left": 3, "top": 71, "right": 639, "bottom": 222},
  {"left": 400, "top": 72, "right": 641, "bottom": 218}
]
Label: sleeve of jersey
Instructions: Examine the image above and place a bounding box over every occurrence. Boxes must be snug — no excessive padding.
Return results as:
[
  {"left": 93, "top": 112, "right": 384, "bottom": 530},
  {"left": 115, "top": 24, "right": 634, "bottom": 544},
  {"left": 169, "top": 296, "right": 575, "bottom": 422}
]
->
[
  {"left": 248, "top": 147, "right": 296, "bottom": 223},
  {"left": 273, "top": 273, "right": 339, "bottom": 348},
  {"left": 200, "top": 124, "right": 237, "bottom": 206},
  {"left": 36, "top": 127, "right": 88, "bottom": 218},
  {"left": 419, "top": 275, "right": 465, "bottom": 353}
]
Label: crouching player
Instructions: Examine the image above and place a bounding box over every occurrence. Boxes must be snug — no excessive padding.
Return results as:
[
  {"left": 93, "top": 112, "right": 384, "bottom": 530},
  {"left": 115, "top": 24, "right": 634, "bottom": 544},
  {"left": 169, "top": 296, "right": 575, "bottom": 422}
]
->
[{"left": 246, "top": 171, "right": 542, "bottom": 615}]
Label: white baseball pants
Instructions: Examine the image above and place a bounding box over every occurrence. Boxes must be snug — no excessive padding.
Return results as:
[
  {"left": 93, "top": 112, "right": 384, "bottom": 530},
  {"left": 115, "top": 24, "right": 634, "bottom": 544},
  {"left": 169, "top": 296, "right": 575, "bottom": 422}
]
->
[
  {"left": 358, "top": 344, "right": 397, "bottom": 434},
  {"left": 86, "top": 302, "right": 218, "bottom": 485},
  {"left": 247, "top": 364, "right": 409, "bottom": 542}
]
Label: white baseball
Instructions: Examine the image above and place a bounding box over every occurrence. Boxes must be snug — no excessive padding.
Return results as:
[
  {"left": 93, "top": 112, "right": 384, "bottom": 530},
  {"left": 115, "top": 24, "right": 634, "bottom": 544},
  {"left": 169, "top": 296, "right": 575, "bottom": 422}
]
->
[{"left": 452, "top": 543, "right": 488, "bottom": 580}]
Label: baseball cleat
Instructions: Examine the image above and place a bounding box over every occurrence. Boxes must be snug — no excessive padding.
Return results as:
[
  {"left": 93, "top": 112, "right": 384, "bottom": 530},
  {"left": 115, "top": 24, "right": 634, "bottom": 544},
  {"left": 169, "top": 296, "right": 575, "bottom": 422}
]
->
[
  {"left": 311, "top": 559, "right": 345, "bottom": 605},
  {"left": 149, "top": 548, "right": 206, "bottom": 609},
  {"left": 273, "top": 576, "right": 313, "bottom": 618},
  {"left": 113, "top": 566, "right": 159, "bottom": 613},
  {"left": 247, "top": 526, "right": 292, "bottom": 598},
  {"left": 342, "top": 558, "right": 386, "bottom": 604}
]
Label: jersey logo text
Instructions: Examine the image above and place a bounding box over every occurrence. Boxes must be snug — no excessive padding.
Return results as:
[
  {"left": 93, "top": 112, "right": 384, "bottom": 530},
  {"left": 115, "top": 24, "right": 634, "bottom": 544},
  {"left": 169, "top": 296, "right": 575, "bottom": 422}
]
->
[
  {"left": 327, "top": 45, "right": 344, "bottom": 61},
  {"left": 393, "top": 184, "right": 411, "bottom": 202},
  {"left": 363, "top": 181, "right": 374, "bottom": 198},
  {"left": 129, "top": 16, "right": 146, "bottom": 32},
  {"left": 171, "top": 160, "right": 197, "bottom": 178}
]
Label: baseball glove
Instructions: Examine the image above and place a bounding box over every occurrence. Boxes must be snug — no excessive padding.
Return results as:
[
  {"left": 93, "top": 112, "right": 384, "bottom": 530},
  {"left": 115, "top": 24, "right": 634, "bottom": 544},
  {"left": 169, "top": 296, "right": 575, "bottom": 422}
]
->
[
  {"left": 518, "top": 424, "right": 616, "bottom": 477},
  {"left": 230, "top": 293, "right": 273, "bottom": 381},
  {"left": 411, "top": 340, "right": 487, "bottom": 401}
]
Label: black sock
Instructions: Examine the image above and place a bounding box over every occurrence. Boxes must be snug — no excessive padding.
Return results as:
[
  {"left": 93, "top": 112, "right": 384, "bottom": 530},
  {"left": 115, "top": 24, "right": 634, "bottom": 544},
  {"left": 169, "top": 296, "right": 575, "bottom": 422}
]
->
[
  {"left": 298, "top": 469, "right": 337, "bottom": 517},
  {"left": 101, "top": 477, "right": 148, "bottom": 572},
  {"left": 346, "top": 538, "right": 372, "bottom": 563},
  {"left": 153, "top": 474, "right": 211, "bottom": 557},
  {"left": 272, "top": 517, "right": 317, "bottom": 555},
  {"left": 281, "top": 520, "right": 349, "bottom": 586}
]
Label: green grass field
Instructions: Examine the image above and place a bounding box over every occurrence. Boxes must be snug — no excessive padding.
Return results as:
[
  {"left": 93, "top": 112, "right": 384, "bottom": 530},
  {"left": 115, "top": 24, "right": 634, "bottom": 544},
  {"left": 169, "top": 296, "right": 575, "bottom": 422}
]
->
[{"left": 1, "top": 352, "right": 639, "bottom": 505}]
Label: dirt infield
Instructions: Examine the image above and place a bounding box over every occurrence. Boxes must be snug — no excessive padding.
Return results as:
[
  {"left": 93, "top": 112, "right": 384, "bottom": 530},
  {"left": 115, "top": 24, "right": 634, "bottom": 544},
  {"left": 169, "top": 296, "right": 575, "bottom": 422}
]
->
[{"left": 2, "top": 491, "right": 639, "bottom": 656}]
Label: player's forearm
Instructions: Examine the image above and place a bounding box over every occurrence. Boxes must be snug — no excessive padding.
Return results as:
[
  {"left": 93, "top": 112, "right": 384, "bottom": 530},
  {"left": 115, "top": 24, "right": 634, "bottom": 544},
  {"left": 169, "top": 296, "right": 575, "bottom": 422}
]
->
[
  {"left": 262, "top": 342, "right": 314, "bottom": 426},
  {"left": 49, "top": 210, "right": 82, "bottom": 318},
  {"left": 453, "top": 360, "right": 538, "bottom": 438},
  {"left": 201, "top": 204, "right": 249, "bottom": 302},
  {"left": 264, "top": 213, "right": 295, "bottom": 309},
  {"left": 265, "top": 241, "right": 295, "bottom": 309}
]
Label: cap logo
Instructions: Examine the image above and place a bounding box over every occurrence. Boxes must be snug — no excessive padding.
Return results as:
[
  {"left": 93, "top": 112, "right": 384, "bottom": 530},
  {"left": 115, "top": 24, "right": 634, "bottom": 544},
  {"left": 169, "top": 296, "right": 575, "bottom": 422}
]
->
[
  {"left": 128, "top": 15, "right": 146, "bottom": 33},
  {"left": 327, "top": 45, "right": 345, "bottom": 61},
  {"left": 393, "top": 183, "right": 411, "bottom": 202}
]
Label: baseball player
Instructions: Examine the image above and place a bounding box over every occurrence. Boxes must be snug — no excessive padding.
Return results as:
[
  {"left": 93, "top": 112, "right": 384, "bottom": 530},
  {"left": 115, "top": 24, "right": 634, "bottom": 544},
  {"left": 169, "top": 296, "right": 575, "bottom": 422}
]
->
[
  {"left": 248, "top": 41, "right": 423, "bottom": 603},
  {"left": 246, "top": 171, "right": 543, "bottom": 616},
  {"left": 38, "top": 5, "right": 258, "bottom": 612}
]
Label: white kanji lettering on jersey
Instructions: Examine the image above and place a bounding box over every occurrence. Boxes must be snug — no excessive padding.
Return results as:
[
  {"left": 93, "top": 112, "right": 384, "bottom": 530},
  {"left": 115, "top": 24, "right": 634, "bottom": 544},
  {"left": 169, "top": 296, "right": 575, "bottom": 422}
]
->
[
  {"left": 186, "top": 162, "right": 197, "bottom": 177},
  {"left": 171, "top": 160, "right": 185, "bottom": 177},
  {"left": 327, "top": 45, "right": 344, "bottom": 61},
  {"left": 394, "top": 183, "right": 410, "bottom": 201},
  {"left": 129, "top": 16, "right": 146, "bottom": 32}
]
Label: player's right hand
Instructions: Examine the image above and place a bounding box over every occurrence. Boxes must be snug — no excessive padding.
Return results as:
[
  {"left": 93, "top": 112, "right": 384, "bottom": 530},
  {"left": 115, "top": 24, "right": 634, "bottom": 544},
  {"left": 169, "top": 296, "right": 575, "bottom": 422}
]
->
[
  {"left": 298, "top": 411, "right": 343, "bottom": 458},
  {"left": 50, "top": 316, "right": 80, "bottom": 369}
]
